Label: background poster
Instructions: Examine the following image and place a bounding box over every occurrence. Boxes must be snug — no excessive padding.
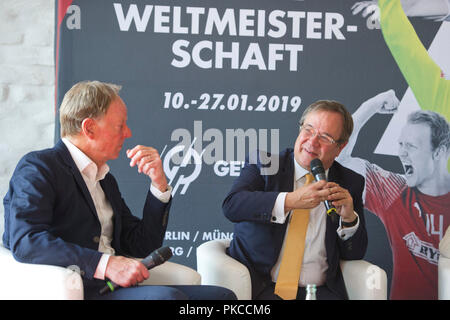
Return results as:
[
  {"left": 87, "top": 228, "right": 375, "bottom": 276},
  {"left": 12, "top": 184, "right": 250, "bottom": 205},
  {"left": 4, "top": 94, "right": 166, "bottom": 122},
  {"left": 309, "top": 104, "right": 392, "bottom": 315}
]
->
[{"left": 56, "top": 0, "right": 447, "bottom": 297}]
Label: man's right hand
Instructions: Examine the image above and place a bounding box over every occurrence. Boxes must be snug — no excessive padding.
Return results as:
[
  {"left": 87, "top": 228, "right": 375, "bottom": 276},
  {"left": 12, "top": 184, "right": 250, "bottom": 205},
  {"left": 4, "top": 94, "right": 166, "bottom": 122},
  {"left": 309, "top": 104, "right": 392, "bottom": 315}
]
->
[
  {"left": 284, "top": 180, "right": 329, "bottom": 212},
  {"left": 104, "top": 256, "right": 150, "bottom": 287}
]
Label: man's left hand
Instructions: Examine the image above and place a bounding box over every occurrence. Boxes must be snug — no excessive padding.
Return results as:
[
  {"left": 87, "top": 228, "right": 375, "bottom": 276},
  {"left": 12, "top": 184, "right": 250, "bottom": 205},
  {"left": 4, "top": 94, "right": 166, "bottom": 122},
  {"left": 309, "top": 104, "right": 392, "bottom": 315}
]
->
[{"left": 325, "top": 182, "right": 357, "bottom": 223}]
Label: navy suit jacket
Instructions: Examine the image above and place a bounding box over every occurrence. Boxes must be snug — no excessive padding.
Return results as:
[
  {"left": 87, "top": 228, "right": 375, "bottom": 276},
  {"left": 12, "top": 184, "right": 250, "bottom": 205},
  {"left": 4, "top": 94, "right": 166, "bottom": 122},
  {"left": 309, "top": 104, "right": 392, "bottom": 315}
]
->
[
  {"left": 3, "top": 140, "right": 171, "bottom": 287},
  {"left": 223, "top": 148, "right": 367, "bottom": 299}
]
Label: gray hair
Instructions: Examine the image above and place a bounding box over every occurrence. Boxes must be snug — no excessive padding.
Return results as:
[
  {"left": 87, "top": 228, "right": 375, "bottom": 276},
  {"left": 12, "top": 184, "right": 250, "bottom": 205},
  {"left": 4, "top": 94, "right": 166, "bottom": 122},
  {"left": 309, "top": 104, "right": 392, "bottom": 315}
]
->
[
  {"left": 407, "top": 110, "right": 450, "bottom": 152},
  {"left": 299, "top": 100, "right": 353, "bottom": 144},
  {"left": 59, "top": 80, "right": 122, "bottom": 137}
]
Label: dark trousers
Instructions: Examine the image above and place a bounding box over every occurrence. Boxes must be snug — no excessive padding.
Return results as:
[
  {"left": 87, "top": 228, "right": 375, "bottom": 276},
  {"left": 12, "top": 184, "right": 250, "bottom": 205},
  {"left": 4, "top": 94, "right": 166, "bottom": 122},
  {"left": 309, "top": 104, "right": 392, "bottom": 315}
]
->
[
  {"left": 255, "top": 282, "right": 342, "bottom": 300},
  {"left": 84, "top": 281, "right": 237, "bottom": 300}
]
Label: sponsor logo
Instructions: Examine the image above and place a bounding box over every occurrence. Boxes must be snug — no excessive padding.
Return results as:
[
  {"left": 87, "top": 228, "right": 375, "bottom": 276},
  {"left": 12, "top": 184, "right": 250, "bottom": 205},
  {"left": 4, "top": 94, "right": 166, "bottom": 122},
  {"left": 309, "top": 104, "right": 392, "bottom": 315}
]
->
[
  {"left": 162, "top": 138, "right": 202, "bottom": 196},
  {"left": 161, "top": 121, "right": 279, "bottom": 195},
  {"left": 403, "top": 232, "right": 439, "bottom": 265}
]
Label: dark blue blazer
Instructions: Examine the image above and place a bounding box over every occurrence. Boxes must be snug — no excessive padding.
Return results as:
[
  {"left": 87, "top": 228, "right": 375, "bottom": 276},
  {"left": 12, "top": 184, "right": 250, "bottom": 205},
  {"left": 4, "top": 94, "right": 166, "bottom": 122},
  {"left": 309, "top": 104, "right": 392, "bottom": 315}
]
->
[
  {"left": 223, "top": 148, "right": 367, "bottom": 299},
  {"left": 3, "top": 140, "right": 171, "bottom": 285}
]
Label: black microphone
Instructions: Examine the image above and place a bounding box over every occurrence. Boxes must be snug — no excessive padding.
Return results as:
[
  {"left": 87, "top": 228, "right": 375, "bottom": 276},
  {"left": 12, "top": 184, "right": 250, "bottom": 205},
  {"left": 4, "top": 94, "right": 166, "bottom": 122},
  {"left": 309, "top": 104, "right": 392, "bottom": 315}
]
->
[
  {"left": 310, "top": 158, "right": 338, "bottom": 223},
  {"left": 99, "top": 246, "right": 173, "bottom": 295}
]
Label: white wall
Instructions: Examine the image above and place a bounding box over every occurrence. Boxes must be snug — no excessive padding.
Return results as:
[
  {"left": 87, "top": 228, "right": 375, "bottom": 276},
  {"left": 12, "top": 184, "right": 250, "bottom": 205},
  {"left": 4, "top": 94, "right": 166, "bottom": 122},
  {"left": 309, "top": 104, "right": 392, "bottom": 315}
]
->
[{"left": 0, "top": 0, "right": 55, "bottom": 236}]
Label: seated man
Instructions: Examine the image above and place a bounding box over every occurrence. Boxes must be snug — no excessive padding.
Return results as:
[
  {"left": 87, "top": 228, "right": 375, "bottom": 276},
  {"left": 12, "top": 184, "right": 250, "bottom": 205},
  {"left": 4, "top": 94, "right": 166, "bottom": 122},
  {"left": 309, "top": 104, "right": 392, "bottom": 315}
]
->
[
  {"left": 2, "top": 80, "right": 236, "bottom": 300},
  {"left": 223, "top": 100, "right": 368, "bottom": 300}
]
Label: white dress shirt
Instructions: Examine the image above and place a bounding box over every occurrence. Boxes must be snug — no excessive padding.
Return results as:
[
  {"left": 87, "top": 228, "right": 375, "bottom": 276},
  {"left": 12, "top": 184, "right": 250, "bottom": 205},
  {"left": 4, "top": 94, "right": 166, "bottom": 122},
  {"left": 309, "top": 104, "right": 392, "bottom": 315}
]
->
[
  {"left": 270, "top": 160, "right": 359, "bottom": 287},
  {"left": 62, "top": 138, "right": 171, "bottom": 279}
]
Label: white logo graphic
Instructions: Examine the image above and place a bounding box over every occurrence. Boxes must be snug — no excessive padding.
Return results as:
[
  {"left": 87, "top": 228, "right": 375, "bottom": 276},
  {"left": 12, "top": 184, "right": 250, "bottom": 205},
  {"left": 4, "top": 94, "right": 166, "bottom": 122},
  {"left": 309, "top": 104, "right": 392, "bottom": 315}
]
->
[
  {"left": 65, "top": 265, "right": 82, "bottom": 291},
  {"left": 374, "top": 22, "right": 450, "bottom": 156},
  {"left": 403, "top": 232, "right": 440, "bottom": 265},
  {"left": 366, "top": 265, "right": 382, "bottom": 290},
  {"left": 162, "top": 138, "right": 202, "bottom": 196},
  {"left": 162, "top": 121, "right": 280, "bottom": 195}
]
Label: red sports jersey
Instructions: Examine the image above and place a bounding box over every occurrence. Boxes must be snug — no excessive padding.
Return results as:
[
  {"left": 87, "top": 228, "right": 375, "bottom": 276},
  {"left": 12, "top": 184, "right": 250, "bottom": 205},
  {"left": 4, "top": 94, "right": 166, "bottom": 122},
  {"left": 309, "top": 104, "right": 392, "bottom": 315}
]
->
[{"left": 364, "top": 162, "right": 450, "bottom": 300}]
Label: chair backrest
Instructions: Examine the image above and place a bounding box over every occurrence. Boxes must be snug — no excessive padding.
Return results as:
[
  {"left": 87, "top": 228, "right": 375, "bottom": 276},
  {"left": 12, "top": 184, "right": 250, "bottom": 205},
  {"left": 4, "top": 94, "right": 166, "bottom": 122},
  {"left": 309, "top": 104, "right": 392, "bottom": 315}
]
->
[
  {"left": 0, "top": 210, "right": 5, "bottom": 247},
  {"left": 197, "top": 239, "right": 252, "bottom": 300},
  {"left": 197, "top": 239, "right": 388, "bottom": 300},
  {"left": 438, "top": 227, "right": 450, "bottom": 300},
  {"left": 340, "top": 259, "right": 387, "bottom": 300},
  {"left": 0, "top": 244, "right": 84, "bottom": 299},
  {"left": 145, "top": 261, "right": 201, "bottom": 286},
  {"left": 438, "top": 256, "right": 450, "bottom": 300}
]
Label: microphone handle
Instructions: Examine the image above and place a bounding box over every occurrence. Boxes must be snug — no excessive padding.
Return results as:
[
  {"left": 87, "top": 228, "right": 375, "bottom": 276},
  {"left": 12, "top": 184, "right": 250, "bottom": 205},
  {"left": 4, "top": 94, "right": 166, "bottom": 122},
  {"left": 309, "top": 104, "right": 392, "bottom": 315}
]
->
[
  {"left": 99, "top": 260, "right": 157, "bottom": 295},
  {"left": 313, "top": 172, "right": 338, "bottom": 223},
  {"left": 99, "top": 280, "right": 119, "bottom": 295},
  {"left": 142, "top": 260, "right": 156, "bottom": 269},
  {"left": 313, "top": 172, "right": 327, "bottom": 182},
  {"left": 324, "top": 200, "right": 338, "bottom": 224}
]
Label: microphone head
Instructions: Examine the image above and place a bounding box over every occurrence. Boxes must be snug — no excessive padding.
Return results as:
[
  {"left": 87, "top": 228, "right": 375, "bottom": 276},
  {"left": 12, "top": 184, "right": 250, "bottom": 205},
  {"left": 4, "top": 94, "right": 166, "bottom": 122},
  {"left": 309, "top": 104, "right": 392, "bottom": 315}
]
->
[
  {"left": 150, "top": 246, "right": 173, "bottom": 265},
  {"left": 310, "top": 158, "right": 325, "bottom": 175}
]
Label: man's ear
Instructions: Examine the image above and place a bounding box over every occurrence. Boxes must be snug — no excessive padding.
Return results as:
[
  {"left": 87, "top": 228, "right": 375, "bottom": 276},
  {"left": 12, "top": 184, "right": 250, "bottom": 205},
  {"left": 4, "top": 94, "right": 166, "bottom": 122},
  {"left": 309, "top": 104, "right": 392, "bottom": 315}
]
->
[
  {"left": 81, "top": 118, "right": 96, "bottom": 139},
  {"left": 336, "top": 140, "right": 348, "bottom": 155},
  {"left": 432, "top": 144, "right": 448, "bottom": 161}
]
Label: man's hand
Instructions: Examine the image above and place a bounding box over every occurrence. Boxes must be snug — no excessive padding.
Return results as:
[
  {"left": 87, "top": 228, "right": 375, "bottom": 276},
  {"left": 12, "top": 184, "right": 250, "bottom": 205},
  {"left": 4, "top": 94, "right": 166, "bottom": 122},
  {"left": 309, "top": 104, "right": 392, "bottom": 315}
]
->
[
  {"left": 127, "top": 145, "right": 168, "bottom": 192},
  {"left": 104, "top": 256, "right": 149, "bottom": 287},
  {"left": 372, "top": 89, "right": 399, "bottom": 115},
  {"left": 325, "top": 182, "right": 357, "bottom": 223},
  {"left": 285, "top": 180, "right": 357, "bottom": 223},
  {"left": 351, "top": 1, "right": 379, "bottom": 20},
  {"left": 284, "top": 180, "right": 329, "bottom": 212}
]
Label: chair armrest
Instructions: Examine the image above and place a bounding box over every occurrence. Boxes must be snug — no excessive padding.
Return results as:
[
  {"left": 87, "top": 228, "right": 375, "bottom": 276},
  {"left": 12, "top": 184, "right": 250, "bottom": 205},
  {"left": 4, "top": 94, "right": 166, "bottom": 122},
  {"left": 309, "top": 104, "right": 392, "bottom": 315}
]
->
[
  {"left": 140, "top": 261, "right": 201, "bottom": 286},
  {"left": 196, "top": 239, "right": 252, "bottom": 300},
  {"left": 340, "top": 260, "right": 387, "bottom": 300},
  {"left": 0, "top": 245, "right": 83, "bottom": 300},
  {"left": 439, "top": 256, "right": 450, "bottom": 300}
]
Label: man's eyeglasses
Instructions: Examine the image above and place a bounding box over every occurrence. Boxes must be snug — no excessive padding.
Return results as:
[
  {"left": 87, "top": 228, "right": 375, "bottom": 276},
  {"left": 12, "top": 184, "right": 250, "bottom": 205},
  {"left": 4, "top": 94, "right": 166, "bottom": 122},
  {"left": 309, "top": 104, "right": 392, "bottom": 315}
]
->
[{"left": 299, "top": 124, "right": 341, "bottom": 145}]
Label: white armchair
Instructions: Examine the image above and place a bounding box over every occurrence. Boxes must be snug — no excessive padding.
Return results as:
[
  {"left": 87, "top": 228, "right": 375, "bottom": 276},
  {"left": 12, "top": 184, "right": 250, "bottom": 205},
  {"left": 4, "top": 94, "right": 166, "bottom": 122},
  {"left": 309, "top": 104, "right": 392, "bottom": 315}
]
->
[
  {"left": 197, "top": 239, "right": 252, "bottom": 300},
  {"left": 197, "top": 239, "right": 387, "bottom": 300},
  {"left": 439, "top": 256, "right": 450, "bottom": 300},
  {"left": 0, "top": 243, "right": 201, "bottom": 300},
  {"left": 439, "top": 227, "right": 450, "bottom": 300}
]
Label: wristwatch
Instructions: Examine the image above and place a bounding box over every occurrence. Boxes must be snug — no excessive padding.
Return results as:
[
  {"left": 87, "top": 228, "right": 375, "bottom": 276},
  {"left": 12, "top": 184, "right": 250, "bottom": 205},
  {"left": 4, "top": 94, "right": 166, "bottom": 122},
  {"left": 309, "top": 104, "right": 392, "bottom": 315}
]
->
[{"left": 341, "top": 216, "right": 358, "bottom": 228}]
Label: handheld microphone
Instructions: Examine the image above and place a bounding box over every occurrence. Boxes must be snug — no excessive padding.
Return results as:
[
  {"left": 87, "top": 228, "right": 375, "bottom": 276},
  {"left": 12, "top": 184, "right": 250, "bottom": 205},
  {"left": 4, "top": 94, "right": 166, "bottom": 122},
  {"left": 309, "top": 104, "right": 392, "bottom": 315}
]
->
[
  {"left": 310, "top": 158, "right": 338, "bottom": 223},
  {"left": 99, "top": 246, "right": 173, "bottom": 295}
]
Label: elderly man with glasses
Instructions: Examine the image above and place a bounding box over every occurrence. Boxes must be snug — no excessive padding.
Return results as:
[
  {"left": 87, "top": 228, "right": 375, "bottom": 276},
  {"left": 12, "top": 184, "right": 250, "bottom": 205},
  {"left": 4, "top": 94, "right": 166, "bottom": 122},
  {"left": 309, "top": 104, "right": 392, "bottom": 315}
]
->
[{"left": 223, "top": 100, "right": 368, "bottom": 300}]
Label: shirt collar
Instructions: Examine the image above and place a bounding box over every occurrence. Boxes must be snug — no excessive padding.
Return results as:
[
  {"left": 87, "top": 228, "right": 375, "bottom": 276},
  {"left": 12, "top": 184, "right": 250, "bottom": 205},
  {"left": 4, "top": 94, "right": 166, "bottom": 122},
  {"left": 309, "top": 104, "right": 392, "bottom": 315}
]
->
[
  {"left": 294, "top": 158, "right": 329, "bottom": 182},
  {"left": 62, "top": 138, "right": 109, "bottom": 182}
]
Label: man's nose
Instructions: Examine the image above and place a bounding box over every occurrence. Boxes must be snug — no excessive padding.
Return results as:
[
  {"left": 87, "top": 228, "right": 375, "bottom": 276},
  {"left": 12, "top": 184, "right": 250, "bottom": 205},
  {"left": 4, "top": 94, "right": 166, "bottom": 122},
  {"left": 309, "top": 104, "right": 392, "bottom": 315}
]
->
[
  {"left": 124, "top": 125, "right": 132, "bottom": 138},
  {"left": 308, "top": 133, "right": 321, "bottom": 146},
  {"left": 398, "top": 145, "right": 408, "bottom": 158}
]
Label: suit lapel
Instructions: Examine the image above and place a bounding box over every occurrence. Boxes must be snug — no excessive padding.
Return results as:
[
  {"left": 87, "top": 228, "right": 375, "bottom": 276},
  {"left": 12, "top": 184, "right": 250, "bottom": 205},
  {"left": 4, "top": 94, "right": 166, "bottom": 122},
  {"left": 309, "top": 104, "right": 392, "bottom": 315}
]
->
[
  {"left": 279, "top": 150, "right": 295, "bottom": 192},
  {"left": 325, "top": 162, "right": 339, "bottom": 256},
  {"left": 274, "top": 150, "right": 296, "bottom": 249},
  {"left": 327, "top": 161, "right": 339, "bottom": 183},
  {"left": 55, "top": 140, "right": 99, "bottom": 220}
]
